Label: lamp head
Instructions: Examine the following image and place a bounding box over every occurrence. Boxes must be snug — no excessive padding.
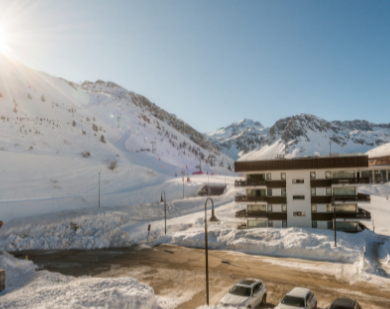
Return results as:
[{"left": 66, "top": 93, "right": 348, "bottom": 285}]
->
[{"left": 160, "top": 194, "right": 164, "bottom": 203}]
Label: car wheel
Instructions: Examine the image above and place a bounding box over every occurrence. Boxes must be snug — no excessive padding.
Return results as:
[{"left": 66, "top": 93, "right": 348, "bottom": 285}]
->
[{"left": 262, "top": 294, "right": 267, "bottom": 305}]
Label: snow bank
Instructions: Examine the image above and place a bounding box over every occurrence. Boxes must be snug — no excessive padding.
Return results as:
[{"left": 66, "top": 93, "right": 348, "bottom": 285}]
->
[
  {"left": 0, "top": 251, "right": 160, "bottom": 309},
  {"left": 153, "top": 226, "right": 376, "bottom": 263}
]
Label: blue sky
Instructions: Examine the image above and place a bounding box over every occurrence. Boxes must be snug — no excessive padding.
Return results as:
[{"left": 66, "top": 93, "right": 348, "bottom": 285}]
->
[{"left": 1, "top": 0, "right": 389, "bottom": 132}]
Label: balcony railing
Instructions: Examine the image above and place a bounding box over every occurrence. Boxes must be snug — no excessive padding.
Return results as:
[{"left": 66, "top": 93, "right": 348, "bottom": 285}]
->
[
  {"left": 235, "top": 180, "right": 266, "bottom": 187},
  {"left": 311, "top": 207, "right": 371, "bottom": 221},
  {"left": 234, "top": 180, "right": 286, "bottom": 188},
  {"left": 332, "top": 177, "right": 370, "bottom": 185},
  {"left": 235, "top": 195, "right": 287, "bottom": 203},
  {"left": 311, "top": 193, "right": 370, "bottom": 204},
  {"left": 235, "top": 209, "right": 288, "bottom": 220}
]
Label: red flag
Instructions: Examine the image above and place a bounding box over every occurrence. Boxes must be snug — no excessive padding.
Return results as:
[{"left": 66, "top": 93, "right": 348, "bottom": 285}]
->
[
  {"left": 159, "top": 158, "right": 160, "bottom": 161},
  {"left": 186, "top": 165, "right": 188, "bottom": 169},
  {"left": 161, "top": 165, "right": 164, "bottom": 168}
]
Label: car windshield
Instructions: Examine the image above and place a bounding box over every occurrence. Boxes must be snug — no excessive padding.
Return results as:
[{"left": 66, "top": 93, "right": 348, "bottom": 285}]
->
[
  {"left": 281, "top": 296, "right": 305, "bottom": 307},
  {"left": 229, "top": 285, "right": 251, "bottom": 297}
]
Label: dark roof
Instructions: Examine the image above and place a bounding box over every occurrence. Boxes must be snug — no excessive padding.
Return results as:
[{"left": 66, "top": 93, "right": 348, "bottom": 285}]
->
[
  {"left": 331, "top": 298, "right": 356, "bottom": 308},
  {"left": 235, "top": 155, "right": 368, "bottom": 173}
]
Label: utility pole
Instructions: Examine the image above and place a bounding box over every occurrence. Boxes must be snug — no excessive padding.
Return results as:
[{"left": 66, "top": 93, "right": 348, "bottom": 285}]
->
[
  {"left": 329, "top": 139, "right": 332, "bottom": 157},
  {"left": 98, "top": 172, "right": 100, "bottom": 208},
  {"left": 334, "top": 206, "right": 336, "bottom": 247}
]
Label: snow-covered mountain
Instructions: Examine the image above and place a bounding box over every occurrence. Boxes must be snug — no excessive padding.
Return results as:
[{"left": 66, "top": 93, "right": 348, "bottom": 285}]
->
[
  {"left": 0, "top": 55, "right": 234, "bottom": 221},
  {"left": 207, "top": 114, "right": 390, "bottom": 161}
]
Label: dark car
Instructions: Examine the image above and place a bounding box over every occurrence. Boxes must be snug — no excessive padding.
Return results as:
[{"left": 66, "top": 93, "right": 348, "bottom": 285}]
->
[{"left": 329, "top": 298, "right": 362, "bottom": 309}]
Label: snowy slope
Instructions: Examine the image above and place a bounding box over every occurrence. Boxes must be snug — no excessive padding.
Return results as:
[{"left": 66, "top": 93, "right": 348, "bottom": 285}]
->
[
  {"left": 0, "top": 251, "right": 160, "bottom": 309},
  {"left": 366, "top": 142, "right": 390, "bottom": 158},
  {"left": 206, "top": 114, "right": 390, "bottom": 161},
  {"left": 0, "top": 55, "right": 234, "bottom": 222}
]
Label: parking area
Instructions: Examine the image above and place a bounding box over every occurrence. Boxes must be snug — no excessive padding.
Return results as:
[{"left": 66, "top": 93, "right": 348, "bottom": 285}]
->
[{"left": 12, "top": 245, "right": 390, "bottom": 309}]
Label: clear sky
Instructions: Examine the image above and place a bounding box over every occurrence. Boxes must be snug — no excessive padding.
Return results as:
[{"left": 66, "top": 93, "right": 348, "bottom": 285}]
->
[{"left": 0, "top": 0, "right": 389, "bottom": 132}]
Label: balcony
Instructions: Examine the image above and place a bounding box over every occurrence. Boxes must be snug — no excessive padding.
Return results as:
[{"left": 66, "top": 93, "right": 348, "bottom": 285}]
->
[
  {"left": 311, "top": 178, "right": 370, "bottom": 187},
  {"left": 234, "top": 180, "right": 286, "bottom": 188},
  {"left": 311, "top": 207, "right": 371, "bottom": 221},
  {"left": 311, "top": 193, "right": 370, "bottom": 204},
  {"left": 235, "top": 195, "right": 287, "bottom": 203},
  {"left": 235, "top": 209, "right": 287, "bottom": 220}
]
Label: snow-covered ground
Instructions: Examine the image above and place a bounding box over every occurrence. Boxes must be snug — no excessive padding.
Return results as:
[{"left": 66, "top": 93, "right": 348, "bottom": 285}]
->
[{"left": 0, "top": 251, "right": 160, "bottom": 309}]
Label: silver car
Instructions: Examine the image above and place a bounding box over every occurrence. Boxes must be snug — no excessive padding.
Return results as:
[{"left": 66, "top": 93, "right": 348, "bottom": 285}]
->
[
  {"left": 220, "top": 278, "right": 267, "bottom": 308},
  {"left": 276, "top": 287, "right": 317, "bottom": 309}
]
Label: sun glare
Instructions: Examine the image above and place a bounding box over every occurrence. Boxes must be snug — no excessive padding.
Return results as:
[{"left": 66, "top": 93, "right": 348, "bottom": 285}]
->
[{"left": 0, "top": 25, "right": 10, "bottom": 55}]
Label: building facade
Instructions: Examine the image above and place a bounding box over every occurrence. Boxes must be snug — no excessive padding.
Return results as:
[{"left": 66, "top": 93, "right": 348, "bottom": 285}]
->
[{"left": 234, "top": 155, "right": 372, "bottom": 232}]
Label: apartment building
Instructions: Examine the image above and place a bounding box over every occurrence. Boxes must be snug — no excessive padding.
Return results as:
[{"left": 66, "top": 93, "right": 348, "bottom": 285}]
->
[{"left": 234, "top": 154, "right": 371, "bottom": 232}]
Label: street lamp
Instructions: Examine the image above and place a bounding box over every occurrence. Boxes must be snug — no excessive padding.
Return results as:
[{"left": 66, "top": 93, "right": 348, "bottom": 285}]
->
[
  {"left": 204, "top": 197, "right": 219, "bottom": 306},
  {"left": 160, "top": 192, "right": 167, "bottom": 235}
]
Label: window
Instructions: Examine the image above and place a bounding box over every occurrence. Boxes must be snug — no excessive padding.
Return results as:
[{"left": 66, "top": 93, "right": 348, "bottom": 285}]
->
[
  {"left": 333, "top": 187, "right": 356, "bottom": 196},
  {"left": 311, "top": 188, "right": 316, "bottom": 196},
  {"left": 333, "top": 204, "right": 357, "bottom": 213},
  {"left": 282, "top": 221, "right": 287, "bottom": 228},
  {"left": 293, "top": 195, "right": 305, "bottom": 200},
  {"left": 267, "top": 204, "right": 273, "bottom": 212},
  {"left": 327, "top": 221, "right": 333, "bottom": 229},
  {"left": 293, "top": 212, "right": 306, "bottom": 216},
  {"left": 305, "top": 293, "right": 311, "bottom": 305},
  {"left": 247, "top": 220, "right": 268, "bottom": 228},
  {"left": 292, "top": 179, "right": 304, "bottom": 184},
  {"left": 266, "top": 173, "right": 271, "bottom": 180},
  {"left": 326, "top": 187, "right": 332, "bottom": 195},
  {"left": 247, "top": 204, "right": 266, "bottom": 212},
  {"left": 268, "top": 220, "right": 273, "bottom": 227},
  {"left": 281, "top": 188, "right": 286, "bottom": 196},
  {"left": 312, "top": 221, "right": 317, "bottom": 228},
  {"left": 310, "top": 172, "right": 316, "bottom": 179},
  {"left": 252, "top": 283, "right": 262, "bottom": 296},
  {"left": 281, "top": 173, "right": 286, "bottom": 180},
  {"left": 247, "top": 189, "right": 266, "bottom": 197},
  {"left": 333, "top": 171, "right": 354, "bottom": 179},
  {"left": 267, "top": 188, "right": 272, "bottom": 196},
  {"left": 327, "top": 204, "right": 333, "bottom": 212},
  {"left": 311, "top": 205, "right": 317, "bottom": 212},
  {"left": 282, "top": 205, "right": 287, "bottom": 212},
  {"left": 325, "top": 171, "right": 331, "bottom": 179}
]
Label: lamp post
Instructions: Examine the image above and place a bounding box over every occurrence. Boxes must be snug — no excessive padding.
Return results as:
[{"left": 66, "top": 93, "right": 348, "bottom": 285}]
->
[
  {"left": 160, "top": 192, "right": 167, "bottom": 235},
  {"left": 334, "top": 206, "right": 337, "bottom": 247},
  {"left": 204, "top": 198, "right": 218, "bottom": 306}
]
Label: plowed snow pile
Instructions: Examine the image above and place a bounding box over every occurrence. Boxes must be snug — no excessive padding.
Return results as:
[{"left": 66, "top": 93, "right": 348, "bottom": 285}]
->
[{"left": 0, "top": 251, "right": 160, "bottom": 309}]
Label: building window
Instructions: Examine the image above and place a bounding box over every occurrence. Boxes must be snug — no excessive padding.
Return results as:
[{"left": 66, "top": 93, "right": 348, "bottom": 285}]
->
[
  {"left": 327, "top": 221, "right": 333, "bottom": 229},
  {"left": 325, "top": 171, "right": 331, "bottom": 179},
  {"left": 333, "top": 187, "right": 356, "bottom": 196},
  {"left": 292, "top": 179, "right": 304, "bottom": 184},
  {"left": 293, "top": 212, "right": 306, "bottom": 217},
  {"left": 327, "top": 204, "right": 333, "bottom": 212},
  {"left": 326, "top": 187, "right": 332, "bottom": 195},
  {"left": 247, "top": 220, "right": 268, "bottom": 228},
  {"left": 312, "top": 221, "right": 318, "bottom": 228},
  {"left": 266, "top": 173, "right": 271, "bottom": 181},
  {"left": 282, "top": 221, "right": 287, "bottom": 228},
  {"left": 281, "top": 173, "right": 286, "bottom": 180},
  {"left": 333, "top": 171, "right": 354, "bottom": 179},
  {"left": 281, "top": 188, "right": 286, "bottom": 196},
  {"left": 267, "top": 204, "right": 273, "bottom": 212},
  {"left": 247, "top": 204, "right": 266, "bottom": 213},
  {"left": 310, "top": 172, "right": 316, "bottom": 179},
  {"left": 311, "top": 205, "right": 317, "bottom": 212},
  {"left": 268, "top": 220, "right": 273, "bottom": 228},
  {"left": 282, "top": 205, "right": 287, "bottom": 212},
  {"left": 311, "top": 188, "right": 316, "bottom": 196},
  {"left": 293, "top": 195, "right": 305, "bottom": 200},
  {"left": 267, "top": 188, "right": 272, "bottom": 196}
]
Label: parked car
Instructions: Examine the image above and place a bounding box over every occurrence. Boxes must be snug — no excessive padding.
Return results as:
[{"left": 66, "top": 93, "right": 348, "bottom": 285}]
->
[
  {"left": 329, "top": 298, "right": 362, "bottom": 309},
  {"left": 220, "top": 278, "right": 267, "bottom": 308},
  {"left": 276, "top": 287, "right": 317, "bottom": 309}
]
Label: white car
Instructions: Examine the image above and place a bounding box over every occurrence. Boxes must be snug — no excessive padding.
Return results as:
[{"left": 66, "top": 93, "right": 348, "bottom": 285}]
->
[
  {"left": 220, "top": 278, "right": 267, "bottom": 308},
  {"left": 276, "top": 287, "right": 317, "bottom": 309}
]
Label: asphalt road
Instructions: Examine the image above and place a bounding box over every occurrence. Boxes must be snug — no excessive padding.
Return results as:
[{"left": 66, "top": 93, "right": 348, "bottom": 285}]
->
[{"left": 12, "top": 245, "right": 390, "bottom": 309}]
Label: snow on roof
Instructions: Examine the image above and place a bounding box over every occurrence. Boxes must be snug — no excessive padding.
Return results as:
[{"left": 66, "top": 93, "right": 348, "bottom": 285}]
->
[
  {"left": 286, "top": 287, "right": 310, "bottom": 298},
  {"left": 366, "top": 142, "right": 390, "bottom": 158}
]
